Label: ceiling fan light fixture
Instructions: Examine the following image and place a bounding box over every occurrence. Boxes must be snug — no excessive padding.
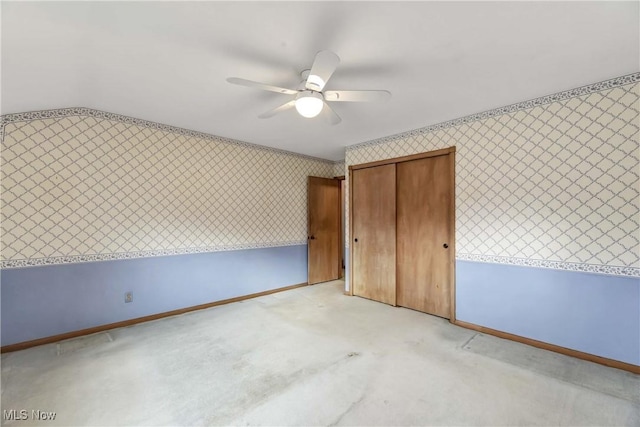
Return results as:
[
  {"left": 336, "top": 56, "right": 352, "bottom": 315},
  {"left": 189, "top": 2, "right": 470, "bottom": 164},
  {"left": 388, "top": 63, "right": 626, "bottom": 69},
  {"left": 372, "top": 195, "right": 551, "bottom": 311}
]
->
[
  {"left": 227, "top": 49, "right": 390, "bottom": 125},
  {"left": 295, "top": 91, "right": 324, "bottom": 118}
]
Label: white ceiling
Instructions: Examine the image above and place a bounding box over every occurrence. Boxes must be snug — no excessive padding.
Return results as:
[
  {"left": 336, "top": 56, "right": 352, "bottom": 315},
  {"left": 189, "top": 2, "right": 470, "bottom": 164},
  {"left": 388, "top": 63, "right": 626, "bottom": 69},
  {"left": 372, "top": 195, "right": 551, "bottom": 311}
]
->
[{"left": 2, "top": 1, "right": 638, "bottom": 161}]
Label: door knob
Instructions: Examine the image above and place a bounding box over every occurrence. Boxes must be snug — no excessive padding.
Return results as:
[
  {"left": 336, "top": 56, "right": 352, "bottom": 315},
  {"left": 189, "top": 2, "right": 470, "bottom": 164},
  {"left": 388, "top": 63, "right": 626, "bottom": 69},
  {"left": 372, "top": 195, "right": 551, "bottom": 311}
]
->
[
  {"left": 443, "top": 243, "right": 448, "bottom": 249},
  {"left": 354, "top": 238, "right": 358, "bottom": 242},
  {"left": 308, "top": 235, "right": 315, "bottom": 240}
]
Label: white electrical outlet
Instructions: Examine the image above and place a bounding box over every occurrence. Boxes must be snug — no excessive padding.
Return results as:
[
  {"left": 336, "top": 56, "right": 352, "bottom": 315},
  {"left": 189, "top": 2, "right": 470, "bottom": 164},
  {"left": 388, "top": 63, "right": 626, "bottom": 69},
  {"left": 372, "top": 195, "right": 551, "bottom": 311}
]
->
[{"left": 125, "top": 292, "right": 133, "bottom": 303}]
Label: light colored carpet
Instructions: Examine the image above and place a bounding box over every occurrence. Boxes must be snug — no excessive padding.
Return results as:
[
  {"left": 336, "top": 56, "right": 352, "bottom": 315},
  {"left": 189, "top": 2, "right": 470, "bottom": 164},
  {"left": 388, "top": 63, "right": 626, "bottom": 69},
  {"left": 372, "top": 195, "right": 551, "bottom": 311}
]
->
[{"left": 2, "top": 280, "right": 638, "bottom": 426}]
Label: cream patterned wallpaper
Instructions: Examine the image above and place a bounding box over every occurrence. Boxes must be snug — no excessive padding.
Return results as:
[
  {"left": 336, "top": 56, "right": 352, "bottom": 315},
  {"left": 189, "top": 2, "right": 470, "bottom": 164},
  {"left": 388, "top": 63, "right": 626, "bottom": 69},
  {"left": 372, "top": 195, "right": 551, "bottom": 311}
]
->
[
  {"left": 1, "top": 109, "right": 334, "bottom": 268},
  {"left": 346, "top": 74, "right": 640, "bottom": 277}
]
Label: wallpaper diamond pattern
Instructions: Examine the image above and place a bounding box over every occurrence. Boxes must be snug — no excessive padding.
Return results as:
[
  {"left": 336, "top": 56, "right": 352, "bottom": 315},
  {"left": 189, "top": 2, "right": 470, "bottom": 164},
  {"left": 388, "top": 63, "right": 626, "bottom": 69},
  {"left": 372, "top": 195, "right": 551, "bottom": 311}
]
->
[
  {"left": 1, "top": 115, "right": 333, "bottom": 266},
  {"left": 346, "top": 82, "right": 639, "bottom": 274},
  {"left": 2, "top": 77, "right": 638, "bottom": 276}
]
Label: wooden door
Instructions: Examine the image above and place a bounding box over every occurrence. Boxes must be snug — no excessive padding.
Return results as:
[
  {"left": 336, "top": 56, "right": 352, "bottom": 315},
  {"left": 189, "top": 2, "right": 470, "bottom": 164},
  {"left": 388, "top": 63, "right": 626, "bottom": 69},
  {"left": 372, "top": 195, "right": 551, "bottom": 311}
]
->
[
  {"left": 396, "top": 154, "right": 453, "bottom": 318},
  {"left": 308, "top": 176, "right": 340, "bottom": 285},
  {"left": 352, "top": 164, "right": 396, "bottom": 305}
]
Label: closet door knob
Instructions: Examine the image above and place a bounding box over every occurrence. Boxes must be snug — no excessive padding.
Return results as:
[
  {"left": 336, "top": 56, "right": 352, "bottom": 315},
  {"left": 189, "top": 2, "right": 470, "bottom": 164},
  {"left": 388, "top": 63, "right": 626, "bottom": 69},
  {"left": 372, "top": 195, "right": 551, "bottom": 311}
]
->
[
  {"left": 354, "top": 238, "right": 358, "bottom": 242},
  {"left": 443, "top": 243, "right": 449, "bottom": 249}
]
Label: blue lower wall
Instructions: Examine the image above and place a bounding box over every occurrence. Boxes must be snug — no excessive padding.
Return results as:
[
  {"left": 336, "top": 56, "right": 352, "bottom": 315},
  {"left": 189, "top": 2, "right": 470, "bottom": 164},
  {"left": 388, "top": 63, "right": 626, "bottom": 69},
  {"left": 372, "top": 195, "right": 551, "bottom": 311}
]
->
[
  {"left": 456, "top": 260, "right": 640, "bottom": 365},
  {"left": 0, "top": 245, "right": 308, "bottom": 346},
  {"left": 4, "top": 249, "right": 638, "bottom": 365}
]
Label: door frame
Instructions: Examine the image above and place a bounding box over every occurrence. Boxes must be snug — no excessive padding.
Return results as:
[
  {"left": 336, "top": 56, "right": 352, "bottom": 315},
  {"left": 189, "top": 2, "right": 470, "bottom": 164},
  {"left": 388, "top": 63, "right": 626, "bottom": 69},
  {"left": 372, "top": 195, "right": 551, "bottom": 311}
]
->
[
  {"left": 334, "top": 175, "right": 346, "bottom": 279},
  {"left": 348, "top": 146, "right": 457, "bottom": 322}
]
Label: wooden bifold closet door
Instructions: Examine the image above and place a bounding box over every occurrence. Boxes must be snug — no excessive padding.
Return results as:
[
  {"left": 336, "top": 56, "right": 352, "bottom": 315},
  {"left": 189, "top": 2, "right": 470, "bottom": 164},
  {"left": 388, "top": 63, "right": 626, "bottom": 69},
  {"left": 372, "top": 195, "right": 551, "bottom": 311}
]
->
[
  {"left": 396, "top": 155, "right": 453, "bottom": 318},
  {"left": 350, "top": 148, "right": 455, "bottom": 319},
  {"left": 351, "top": 164, "right": 396, "bottom": 305}
]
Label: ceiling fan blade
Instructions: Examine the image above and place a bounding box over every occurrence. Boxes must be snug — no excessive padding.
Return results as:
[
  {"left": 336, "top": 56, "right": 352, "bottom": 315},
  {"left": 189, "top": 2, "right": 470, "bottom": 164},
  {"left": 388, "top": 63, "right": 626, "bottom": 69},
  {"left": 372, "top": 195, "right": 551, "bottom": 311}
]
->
[
  {"left": 324, "top": 90, "right": 391, "bottom": 102},
  {"left": 322, "top": 102, "right": 342, "bottom": 125},
  {"left": 227, "top": 77, "right": 298, "bottom": 95},
  {"left": 258, "top": 100, "right": 296, "bottom": 118},
  {"left": 306, "top": 50, "right": 340, "bottom": 92}
]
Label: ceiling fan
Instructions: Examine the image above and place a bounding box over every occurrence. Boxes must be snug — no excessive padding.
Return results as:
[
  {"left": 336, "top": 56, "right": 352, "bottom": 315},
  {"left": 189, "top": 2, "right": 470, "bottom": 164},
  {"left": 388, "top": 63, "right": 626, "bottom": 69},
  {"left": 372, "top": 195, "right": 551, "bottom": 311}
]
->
[{"left": 227, "top": 50, "right": 391, "bottom": 125}]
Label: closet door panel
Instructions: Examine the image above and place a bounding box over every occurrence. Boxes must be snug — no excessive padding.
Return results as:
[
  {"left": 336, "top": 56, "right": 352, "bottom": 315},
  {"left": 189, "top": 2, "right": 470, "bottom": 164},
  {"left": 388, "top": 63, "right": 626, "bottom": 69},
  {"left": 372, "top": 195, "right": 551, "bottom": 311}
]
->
[
  {"left": 352, "top": 164, "right": 396, "bottom": 305},
  {"left": 397, "top": 155, "right": 452, "bottom": 317}
]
